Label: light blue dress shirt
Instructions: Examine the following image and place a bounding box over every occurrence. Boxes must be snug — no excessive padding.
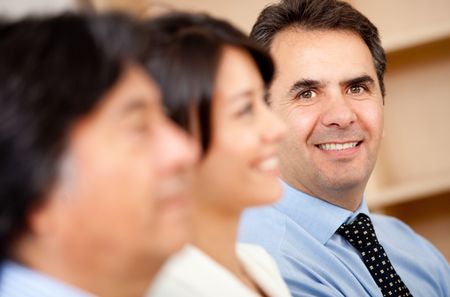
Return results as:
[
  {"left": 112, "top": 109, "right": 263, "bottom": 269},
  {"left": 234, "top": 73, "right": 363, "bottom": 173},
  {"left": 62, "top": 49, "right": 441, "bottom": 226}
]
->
[
  {"left": 0, "top": 260, "right": 93, "bottom": 297},
  {"left": 239, "top": 181, "right": 450, "bottom": 297}
]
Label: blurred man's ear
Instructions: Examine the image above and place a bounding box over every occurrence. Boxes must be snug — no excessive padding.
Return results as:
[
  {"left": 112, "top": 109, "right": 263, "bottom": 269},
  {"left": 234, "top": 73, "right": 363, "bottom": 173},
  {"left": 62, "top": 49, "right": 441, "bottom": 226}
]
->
[
  {"left": 27, "top": 191, "right": 62, "bottom": 237},
  {"left": 10, "top": 189, "right": 64, "bottom": 266}
]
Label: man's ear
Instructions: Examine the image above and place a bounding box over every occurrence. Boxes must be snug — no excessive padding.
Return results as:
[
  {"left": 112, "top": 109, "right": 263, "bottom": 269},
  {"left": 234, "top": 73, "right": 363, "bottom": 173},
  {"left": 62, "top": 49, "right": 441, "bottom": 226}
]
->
[
  {"left": 29, "top": 154, "right": 78, "bottom": 236},
  {"left": 27, "top": 186, "right": 65, "bottom": 237},
  {"left": 11, "top": 189, "right": 65, "bottom": 266},
  {"left": 27, "top": 198, "right": 56, "bottom": 237}
]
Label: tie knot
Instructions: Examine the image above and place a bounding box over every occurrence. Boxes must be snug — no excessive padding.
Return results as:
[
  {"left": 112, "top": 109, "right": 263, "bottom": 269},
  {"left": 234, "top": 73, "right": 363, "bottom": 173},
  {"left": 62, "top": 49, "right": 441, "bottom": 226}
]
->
[{"left": 337, "top": 213, "right": 379, "bottom": 250}]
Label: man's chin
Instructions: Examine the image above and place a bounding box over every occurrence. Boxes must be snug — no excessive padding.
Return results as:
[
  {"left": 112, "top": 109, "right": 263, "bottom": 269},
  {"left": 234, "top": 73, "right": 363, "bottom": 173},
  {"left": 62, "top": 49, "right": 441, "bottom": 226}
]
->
[{"left": 318, "top": 171, "right": 370, "bottom": 193}]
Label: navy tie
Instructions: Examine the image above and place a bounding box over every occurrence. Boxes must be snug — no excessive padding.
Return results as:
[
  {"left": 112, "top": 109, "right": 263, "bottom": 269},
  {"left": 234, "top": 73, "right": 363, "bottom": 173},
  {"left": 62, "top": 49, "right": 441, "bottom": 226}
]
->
[{"left": 337, "top": 213, "right": 412, "bottom": 297}]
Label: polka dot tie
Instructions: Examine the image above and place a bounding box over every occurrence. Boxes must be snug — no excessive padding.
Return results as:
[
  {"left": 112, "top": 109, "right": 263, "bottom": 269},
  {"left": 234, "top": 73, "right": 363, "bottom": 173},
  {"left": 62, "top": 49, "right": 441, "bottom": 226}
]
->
[{"left": 337, "top": 213, "right": 413, "bottom": 297}]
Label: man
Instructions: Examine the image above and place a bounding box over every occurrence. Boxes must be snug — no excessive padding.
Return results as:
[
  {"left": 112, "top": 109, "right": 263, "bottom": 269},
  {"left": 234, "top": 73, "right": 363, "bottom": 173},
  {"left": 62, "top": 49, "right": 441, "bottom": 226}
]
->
[
  {"left": 0, "top": 14, "right": 197, "bottom": 297},
  {"left": 239, "top": 0, "right": 450, "bottom": 296}
]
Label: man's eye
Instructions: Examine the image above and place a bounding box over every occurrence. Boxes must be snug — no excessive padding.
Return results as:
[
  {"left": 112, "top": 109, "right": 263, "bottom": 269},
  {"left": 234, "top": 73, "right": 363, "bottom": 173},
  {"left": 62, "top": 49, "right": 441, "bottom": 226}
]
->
[
  {"left": 296, "top": 90, "right": 317, "bottom": 100},
  {"left": 348, "top": 85, "right": 366, "bottom": 94},
  {"left": 237, "top": 103, "right": 254, "bottom": 117},
  {"left": 128, "top": 116, "right": 150, "bottom": 134},
  {"left": 132, "top": 123, "right": 149, "bottom": 133}
]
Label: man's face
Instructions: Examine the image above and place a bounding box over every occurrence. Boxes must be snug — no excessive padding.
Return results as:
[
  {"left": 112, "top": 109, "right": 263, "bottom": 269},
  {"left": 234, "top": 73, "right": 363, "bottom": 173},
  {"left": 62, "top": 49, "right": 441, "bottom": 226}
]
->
[
  {"left": 269, "top": 29, "right": 384, "bottom": 205},
  {"left": 37, "top": 65, "right": 198, "bottom": 275}
]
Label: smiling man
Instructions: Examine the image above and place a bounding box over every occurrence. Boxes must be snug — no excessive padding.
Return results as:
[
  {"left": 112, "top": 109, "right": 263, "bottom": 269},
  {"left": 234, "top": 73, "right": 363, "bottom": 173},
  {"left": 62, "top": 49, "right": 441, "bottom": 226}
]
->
[
  {"left": 239, "top": 0, "right": 450, "bottom": 296},
  {"left": 0, "top": 14, "right": 197, "bottom": 297}
]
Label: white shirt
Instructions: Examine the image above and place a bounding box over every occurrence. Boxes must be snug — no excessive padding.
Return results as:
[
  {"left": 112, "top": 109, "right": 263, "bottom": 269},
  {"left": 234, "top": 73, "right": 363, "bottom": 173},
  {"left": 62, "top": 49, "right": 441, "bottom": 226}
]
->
[{"left": 148, "top": 244, "right": 292, "bottom": 297}]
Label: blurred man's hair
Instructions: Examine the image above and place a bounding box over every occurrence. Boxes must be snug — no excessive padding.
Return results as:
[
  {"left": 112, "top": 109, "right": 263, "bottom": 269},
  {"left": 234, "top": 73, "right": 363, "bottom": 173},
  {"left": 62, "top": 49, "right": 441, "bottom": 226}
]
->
[{"left": 0, "top": 13, "right": 149, "bottom": 259}]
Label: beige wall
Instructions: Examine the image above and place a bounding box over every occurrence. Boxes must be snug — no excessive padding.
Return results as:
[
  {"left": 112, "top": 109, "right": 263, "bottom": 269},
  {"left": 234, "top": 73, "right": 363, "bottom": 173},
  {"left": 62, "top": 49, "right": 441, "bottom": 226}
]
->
[
  {"left": 0, "top": 0, "right": 78, "bottom": 18},
  {"left": 145, "top": 0, "right": 271, "bottom": 32},
  {"left": 350, "top": 0, "right": 450, "bottom": 51}
]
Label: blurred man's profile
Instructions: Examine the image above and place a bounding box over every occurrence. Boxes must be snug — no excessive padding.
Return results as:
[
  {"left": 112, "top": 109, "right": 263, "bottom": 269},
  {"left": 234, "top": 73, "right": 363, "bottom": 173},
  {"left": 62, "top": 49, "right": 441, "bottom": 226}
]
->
[{"left": 0, "top": 13, "right": 197, "bottom": 297}]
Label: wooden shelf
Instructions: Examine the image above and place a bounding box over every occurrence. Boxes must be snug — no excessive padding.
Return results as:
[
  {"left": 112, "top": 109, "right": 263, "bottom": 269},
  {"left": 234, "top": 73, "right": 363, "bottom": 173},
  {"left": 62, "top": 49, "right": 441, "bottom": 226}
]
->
[
  {"left": 365, "top": 35, "right": 450, "bottom": 211},
  {"left": 367, "top": 173, "right": 450, "bottom": 210},
  {"left": 350, "top": 0, "right": 450, "bottom": 53},
  {"left": 384, "top": 22, "right": 450, "bottom": 53}
]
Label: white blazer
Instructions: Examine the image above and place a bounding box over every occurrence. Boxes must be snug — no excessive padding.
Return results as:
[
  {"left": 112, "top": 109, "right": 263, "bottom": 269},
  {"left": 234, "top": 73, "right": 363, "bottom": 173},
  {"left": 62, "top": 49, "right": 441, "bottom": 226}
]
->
[{"left": 148, "top": 243, "right": 292, "bottom": 297}]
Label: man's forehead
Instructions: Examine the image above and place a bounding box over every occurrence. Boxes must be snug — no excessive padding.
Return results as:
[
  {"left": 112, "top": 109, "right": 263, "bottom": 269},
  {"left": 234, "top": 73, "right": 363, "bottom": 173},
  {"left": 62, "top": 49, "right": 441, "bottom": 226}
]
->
[
  {"left": 97, "top": 65, "right": 161, "bottom": 115},
  {"left": 270, "top": 29, "right": 375, "bottom": 73},
  {"left": 270, "top": 27, "right": 366, "bottom": 55}
]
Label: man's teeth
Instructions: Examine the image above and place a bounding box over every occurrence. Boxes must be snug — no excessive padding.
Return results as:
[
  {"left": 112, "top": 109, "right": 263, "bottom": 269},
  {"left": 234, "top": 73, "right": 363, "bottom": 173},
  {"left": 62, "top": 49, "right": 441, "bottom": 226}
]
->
[
  {"left": 258, "top": 157, "right": 279, "bottom": 171},
  {"left": 318, "top": 142, "right": 358, "bottom": 151}
]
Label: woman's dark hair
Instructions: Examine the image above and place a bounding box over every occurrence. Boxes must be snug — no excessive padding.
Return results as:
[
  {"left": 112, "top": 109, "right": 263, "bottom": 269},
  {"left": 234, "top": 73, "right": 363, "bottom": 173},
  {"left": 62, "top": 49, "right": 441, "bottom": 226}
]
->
[
  {"left": 144, "top": 12, "right": 274, "bottom": 152},
  {"left": 0, "top": 13, "right": 150, "bottom": 259},
  {"left": 250, "top": 0, "right": 386, "bottom": 97}
]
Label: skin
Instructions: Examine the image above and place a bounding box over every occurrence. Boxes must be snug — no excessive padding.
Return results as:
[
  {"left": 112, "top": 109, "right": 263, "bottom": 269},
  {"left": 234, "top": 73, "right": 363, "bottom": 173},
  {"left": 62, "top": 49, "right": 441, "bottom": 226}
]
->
[
  {"left": 191, "top": 46, "right": 286, "bottom": 295},
  {"left": 13, "top": 65, "right": 198, "bottom": 297},
  {"left": 269, "top": 28, "right": 384, "bottom": 211}
]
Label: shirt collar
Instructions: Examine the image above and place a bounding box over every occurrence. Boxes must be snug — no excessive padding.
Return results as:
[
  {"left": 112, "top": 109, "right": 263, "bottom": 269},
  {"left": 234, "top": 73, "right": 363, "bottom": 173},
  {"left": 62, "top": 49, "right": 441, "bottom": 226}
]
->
[
  {"left": 275, "top": 180, "right": 370, "bottom": 245},
  {"left": 0, "top": 260, "right": 94, "bottom": 297}
]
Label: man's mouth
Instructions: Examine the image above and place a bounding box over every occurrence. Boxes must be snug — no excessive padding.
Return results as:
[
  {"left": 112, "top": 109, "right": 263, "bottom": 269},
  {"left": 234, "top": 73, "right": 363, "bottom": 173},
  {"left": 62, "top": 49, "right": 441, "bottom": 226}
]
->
[{"left": 316, "top": 141, "right": 362, "bottom": 151}]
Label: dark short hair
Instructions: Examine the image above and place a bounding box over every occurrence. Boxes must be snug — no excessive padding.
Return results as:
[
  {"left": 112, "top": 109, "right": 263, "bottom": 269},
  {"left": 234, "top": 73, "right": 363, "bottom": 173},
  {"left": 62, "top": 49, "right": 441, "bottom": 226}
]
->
[
  {"left": 251, "top": 0, "right": 386, "bottom": 97},
  {"left": 0, "top": 13, "right": 150, "bottom": 259},
  {"left": 144, "top": 12, "right": 274, "bottom": 152}
]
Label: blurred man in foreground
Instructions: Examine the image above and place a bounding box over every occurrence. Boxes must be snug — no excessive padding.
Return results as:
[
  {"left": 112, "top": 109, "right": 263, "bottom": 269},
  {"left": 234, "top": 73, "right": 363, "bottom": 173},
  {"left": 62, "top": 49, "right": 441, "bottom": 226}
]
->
[{"left": 0, "top": 13, "right": 197, "bottom": 297}]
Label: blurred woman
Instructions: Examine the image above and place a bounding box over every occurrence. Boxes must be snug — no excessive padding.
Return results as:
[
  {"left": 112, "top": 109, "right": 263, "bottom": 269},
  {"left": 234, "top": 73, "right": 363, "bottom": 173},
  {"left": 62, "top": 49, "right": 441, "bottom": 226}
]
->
[{"left": 145, "top": 12, "right": 291, "bottom": 297}]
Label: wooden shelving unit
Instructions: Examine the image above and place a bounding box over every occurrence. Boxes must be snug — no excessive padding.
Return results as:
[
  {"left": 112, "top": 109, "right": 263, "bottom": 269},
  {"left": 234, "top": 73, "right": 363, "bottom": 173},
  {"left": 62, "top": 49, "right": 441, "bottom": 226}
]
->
[
  {"left": 350, "top": 0, "right": 450, "bottom": 260},
  {"left": 367, "top": 173, "right": 450, "bottom": 210}
]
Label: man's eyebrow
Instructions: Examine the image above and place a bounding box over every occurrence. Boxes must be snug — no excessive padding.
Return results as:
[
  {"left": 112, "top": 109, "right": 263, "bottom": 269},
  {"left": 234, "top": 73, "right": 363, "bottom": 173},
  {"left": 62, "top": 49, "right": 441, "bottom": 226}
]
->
[
  {"left": 287, "top": 79, "right": 323, "bottom": 97},
  {"left": 341, "top": 75, "right": 375, "bottom": 87}
]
